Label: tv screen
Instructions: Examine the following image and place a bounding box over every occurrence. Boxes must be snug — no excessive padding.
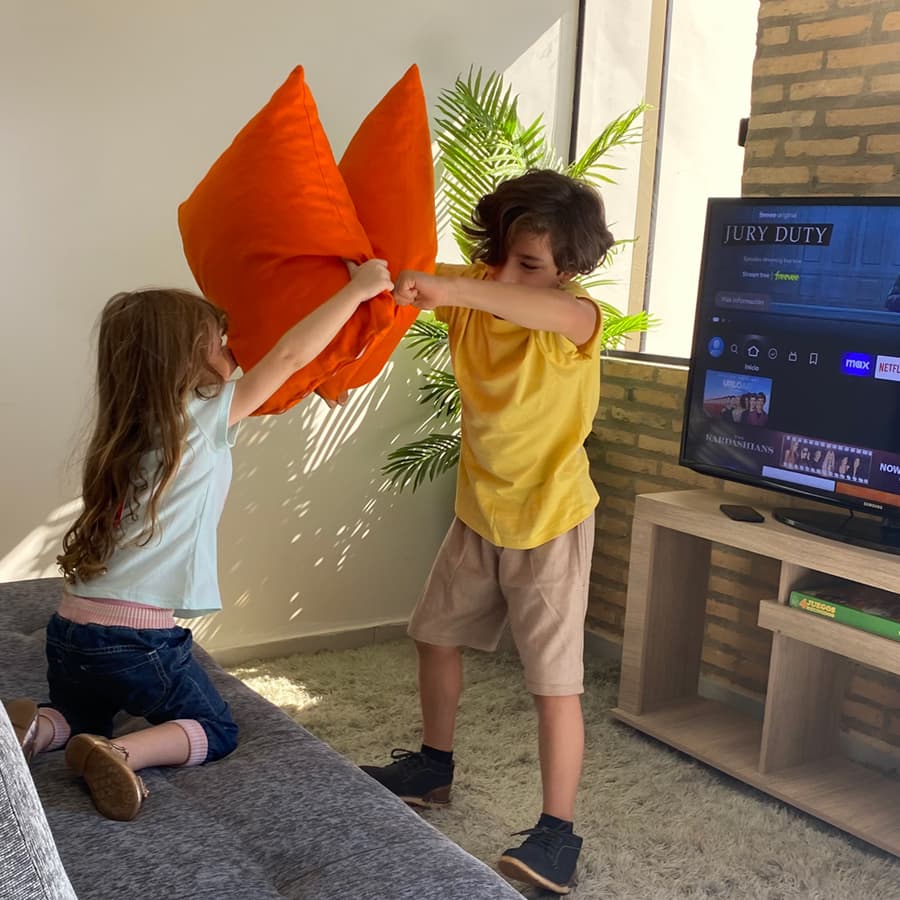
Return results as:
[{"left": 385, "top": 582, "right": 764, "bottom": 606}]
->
[{"left": 680, "top": 196, "right": 900, "bottom": 554}]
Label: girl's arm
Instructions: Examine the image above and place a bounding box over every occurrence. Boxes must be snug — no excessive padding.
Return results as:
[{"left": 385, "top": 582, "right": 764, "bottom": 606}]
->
[
  {"left": 394, "top": 270, "right": 597, "bottom": 346},
  {"left": 229, "top": 259, "right": 392, "bottom": 425}
]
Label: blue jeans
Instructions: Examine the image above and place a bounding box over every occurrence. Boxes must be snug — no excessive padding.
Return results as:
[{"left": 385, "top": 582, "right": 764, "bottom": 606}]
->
[{"left": 45, "top": 613, "right": 238, "bottom": 763}]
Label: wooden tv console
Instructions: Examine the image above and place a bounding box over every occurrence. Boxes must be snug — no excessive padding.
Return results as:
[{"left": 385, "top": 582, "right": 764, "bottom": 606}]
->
[{"left": 612, "top": 488, "right": 900, "bottom": 855}]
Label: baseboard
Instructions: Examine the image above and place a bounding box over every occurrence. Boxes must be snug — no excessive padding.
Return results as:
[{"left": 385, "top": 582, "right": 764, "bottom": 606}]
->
[
  {"left": 210, "top": 621, "right": 408, "bottom": 667},
  {"left": 215, "top": 623, "right": 624, "bottom": 667}
]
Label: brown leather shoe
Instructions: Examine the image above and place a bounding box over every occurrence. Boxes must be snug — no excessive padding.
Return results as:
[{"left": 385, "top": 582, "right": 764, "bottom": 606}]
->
[
  {"left": 3, "top": 698, "right": 40, "bottom": 763},
  {"left": 65, "top": 733, "right": 149, "bottom": 821}
]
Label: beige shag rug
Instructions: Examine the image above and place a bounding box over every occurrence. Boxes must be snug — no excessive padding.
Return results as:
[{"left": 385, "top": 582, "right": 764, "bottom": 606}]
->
[{"left": 229, "top": 641, "right": 900, "bottom": 899}]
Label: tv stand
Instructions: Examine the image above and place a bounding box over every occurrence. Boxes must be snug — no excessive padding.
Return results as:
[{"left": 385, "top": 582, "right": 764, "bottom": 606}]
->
[
  {"left": 612, "top": 488, "right": 900, "bottom": 856},
  {"left": 772, "top": 506, "right": 900, "bottom": 556}
]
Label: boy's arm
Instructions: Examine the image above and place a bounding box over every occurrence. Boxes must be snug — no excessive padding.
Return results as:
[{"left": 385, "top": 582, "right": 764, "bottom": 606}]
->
[{"left": 395, "top": 270, "right": 598, "bottom": 347}]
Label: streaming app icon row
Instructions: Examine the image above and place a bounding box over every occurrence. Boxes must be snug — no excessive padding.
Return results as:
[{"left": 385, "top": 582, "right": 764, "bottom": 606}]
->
[
  {"left": 707, "top": 336, "right": 900, "bottom": 382},
  {"left": 707, "top": 336, "right": 818, "bottom": 365}
]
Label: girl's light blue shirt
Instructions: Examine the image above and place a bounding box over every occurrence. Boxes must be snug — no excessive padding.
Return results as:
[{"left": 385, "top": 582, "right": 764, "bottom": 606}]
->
[{"left": 73, "top": 382, "right": 239, "bottom": 618}]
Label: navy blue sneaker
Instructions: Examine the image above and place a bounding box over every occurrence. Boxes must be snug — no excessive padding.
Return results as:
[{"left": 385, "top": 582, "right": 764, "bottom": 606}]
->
[
  {"left": 360, "top": 748, "right": 453, "bottom": 807},
  {"left": 498, "top": 824, "right": 583, "bottom": 895}
]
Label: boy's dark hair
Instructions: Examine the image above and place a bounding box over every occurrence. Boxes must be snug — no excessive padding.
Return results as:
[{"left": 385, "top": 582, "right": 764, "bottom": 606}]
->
[{"left": 463, "top": 169, "right": 615, "bottom": 275}]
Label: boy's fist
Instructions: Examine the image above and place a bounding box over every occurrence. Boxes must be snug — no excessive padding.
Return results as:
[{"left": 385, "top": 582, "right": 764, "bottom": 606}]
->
[{"left": 393, "top": 270, "right": 448, "bottom": 310}]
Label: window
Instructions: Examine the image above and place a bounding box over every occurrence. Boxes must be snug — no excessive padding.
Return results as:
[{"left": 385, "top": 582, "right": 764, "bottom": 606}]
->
[{"left": 577, "top": 0, "right": 758, "bottom": 359}]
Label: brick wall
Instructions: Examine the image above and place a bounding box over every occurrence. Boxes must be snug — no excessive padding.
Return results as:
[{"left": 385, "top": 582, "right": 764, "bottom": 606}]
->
[
  {"left": 746, "top": 0, "right": 900, "bottom": 195},
  {"left": 587, "top": 0, "right": 900, "bottom": 751}
]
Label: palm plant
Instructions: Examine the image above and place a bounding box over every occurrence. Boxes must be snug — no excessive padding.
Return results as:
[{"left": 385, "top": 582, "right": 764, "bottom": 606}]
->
[{"left": 383, "top": 68, "right": 655, "bottom": 492}]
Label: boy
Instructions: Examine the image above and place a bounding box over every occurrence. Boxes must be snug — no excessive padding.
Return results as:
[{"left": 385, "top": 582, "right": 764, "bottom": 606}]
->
[{"left": 362, "top": 169, "right": 614, "bottom": 895}]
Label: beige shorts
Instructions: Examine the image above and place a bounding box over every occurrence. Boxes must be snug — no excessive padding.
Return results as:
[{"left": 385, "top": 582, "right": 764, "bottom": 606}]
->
[{"left": 408, "top": 514, "right": 595, "bottom": 696}]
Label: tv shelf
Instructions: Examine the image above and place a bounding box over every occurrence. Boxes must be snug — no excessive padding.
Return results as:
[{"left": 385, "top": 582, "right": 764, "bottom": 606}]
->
[
  {"left": 612, "top": 489, "right": 900, "bottom": 856},
  {"left": 757, "top": 601, "right": 900, "bottom": 676}
]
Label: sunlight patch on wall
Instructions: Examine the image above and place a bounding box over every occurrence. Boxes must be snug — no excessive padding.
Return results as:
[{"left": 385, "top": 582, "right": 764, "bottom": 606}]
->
[
  {"left": 185, "top": 616, "right": 222, "bottom": 645},
  {"left": 229, "top": 367, "right": 395, "bottom": 487},
  {"left": 302, "top": 376, "right": 391, "bottom": 475},
  {"left": 0, "top": 498, "right": 81, "bottom": 582},
  {"left": 503, "top": 17, "right": 566, "bottom": 149}
]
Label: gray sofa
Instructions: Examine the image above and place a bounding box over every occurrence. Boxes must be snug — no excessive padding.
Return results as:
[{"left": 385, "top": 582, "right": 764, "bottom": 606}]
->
[{"left": 0, "top": 577, "right": 522, "bottom": 899}]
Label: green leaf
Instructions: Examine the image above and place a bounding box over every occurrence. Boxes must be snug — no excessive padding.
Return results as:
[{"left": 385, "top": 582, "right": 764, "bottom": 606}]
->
[
  {"left": 565, "top": 103, "right": 649, "bottom": 182},
  {"left": 435, "top": 67, "right": 554, "bottom": 260},
  {"left": 403, "top": 316, "right": 449, "bottom": 361},
  {"left": 382, "top": 433, "right": 461, "bottom": 492},
  {"left": 419, "top": 368, "right": 461, "bottom": 419},
  {"left": 599, "top": 310, "right": 659, "bottom": 351}
]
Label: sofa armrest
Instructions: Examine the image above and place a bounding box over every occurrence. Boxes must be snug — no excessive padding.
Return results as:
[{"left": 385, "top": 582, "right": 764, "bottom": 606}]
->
[{"left": 0, "top": 702, "right": 78, "bottom": 900}]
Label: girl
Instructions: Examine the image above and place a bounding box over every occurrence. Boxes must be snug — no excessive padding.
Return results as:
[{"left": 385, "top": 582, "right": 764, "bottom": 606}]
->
[{"left": 4, "top": 259, "right": 391, "bottom": 821}]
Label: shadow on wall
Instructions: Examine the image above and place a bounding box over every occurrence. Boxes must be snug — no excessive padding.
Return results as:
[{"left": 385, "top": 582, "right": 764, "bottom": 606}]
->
[
  {"left": 194, "top": 356, "right": 453, "bottom": 647},
  {"left": 0, "top": 354, "right": 452, "bottom": 647},
  {"left": 1, "top": 1, "right": 576, "bottom": 636}
]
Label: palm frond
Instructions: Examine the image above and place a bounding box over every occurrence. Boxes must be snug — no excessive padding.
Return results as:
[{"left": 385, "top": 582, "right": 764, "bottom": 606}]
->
[
  {"left": 600, "top": 310, "right": 659, "bottom": 350},
  {"left": 566, "top": 102, "right": 649, "bottom": 182},
  {"left": 435, "top": 67, "right": 551, "bottom": 260},
  {"left": 382, "top": 433, "right": 461, "bottom": 492},
  {"left": 403, "top": 316, "right": 449, "bottom": 361},
  {"left": 419, "top": 368, "right": 461, "bottom": 419}
]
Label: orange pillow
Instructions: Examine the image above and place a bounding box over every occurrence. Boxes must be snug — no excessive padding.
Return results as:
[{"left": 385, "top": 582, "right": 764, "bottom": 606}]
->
[
  {"left": 178, "top": 66, "right": 394, "bottom": 414},
  {"left": 315, "top": 64, "right": 437, "bottom": 401}
]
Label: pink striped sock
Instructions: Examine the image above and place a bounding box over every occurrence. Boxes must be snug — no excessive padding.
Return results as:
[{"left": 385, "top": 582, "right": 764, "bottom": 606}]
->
[
  {"left": 39, "top": 708, "right": 71, "bottom": 752},
  {"left": 172, "top": 719, "right": 208, "bottom": 767}
]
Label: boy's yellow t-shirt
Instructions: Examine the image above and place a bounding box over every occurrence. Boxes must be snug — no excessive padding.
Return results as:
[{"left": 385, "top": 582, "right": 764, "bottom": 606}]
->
[{"left": 434, "top": 262, "right": 603, "bottom": 549}]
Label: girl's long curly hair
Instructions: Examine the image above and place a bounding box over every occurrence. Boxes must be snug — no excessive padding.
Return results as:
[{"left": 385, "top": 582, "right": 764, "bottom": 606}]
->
[{"left": 58, "top": 288, "right": 228, "bottom": 583}]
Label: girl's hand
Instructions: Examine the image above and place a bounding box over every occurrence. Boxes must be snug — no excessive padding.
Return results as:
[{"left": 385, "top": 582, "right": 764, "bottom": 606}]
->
[
  {"left": 348, "top": 258, "right": 393, "bottom": 299},
  {"left": 316, "top": 388, "right": 351, "bottom": 409},
  {"left": 394, "top": 270, "right": 449, "bottom": 310}
]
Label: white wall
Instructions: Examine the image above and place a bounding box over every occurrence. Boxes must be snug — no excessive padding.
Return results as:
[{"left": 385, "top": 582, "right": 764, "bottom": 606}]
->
[{"left": 0, "top": 1, "right": 578, "bottom": 654}]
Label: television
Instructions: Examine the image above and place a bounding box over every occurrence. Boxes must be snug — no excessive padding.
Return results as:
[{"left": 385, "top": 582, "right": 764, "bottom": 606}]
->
[{"left": 680, "top": 196, "right": 900, "bottom": 555}]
